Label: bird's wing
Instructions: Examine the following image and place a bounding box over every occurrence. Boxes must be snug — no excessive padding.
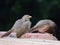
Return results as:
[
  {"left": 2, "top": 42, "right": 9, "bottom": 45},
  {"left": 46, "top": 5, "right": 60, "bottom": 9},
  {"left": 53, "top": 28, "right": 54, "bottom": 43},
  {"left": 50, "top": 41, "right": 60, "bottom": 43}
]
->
[
  {"left": 23, "top": 21, "right": 31, "bottom": 33},
  {"left": 11, "top": 19, "right": 23, "bottom": 29},
  {"left": 17, "top": 21, "right": 31, "bottom": 38},
  {"left": 24, "top": 21, "right": 31, "bottom": 29}
]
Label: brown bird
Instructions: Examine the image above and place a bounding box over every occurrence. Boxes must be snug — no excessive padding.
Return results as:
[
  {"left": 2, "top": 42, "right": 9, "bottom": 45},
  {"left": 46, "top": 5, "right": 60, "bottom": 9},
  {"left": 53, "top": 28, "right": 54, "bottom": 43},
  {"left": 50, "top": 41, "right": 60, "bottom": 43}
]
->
[
  {"left": 1, "top": 15, "right": 32, "bottom": 38},
  {"left": 30, "top": 19, "right": 56, "bottom": 33}
]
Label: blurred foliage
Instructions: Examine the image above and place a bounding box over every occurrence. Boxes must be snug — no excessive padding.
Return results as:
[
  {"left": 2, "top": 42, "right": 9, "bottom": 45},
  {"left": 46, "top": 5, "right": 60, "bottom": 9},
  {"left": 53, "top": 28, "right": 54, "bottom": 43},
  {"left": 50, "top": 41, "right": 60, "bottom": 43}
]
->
[{"left": 0, "top": 0, "right": 60, "bottom": 31}]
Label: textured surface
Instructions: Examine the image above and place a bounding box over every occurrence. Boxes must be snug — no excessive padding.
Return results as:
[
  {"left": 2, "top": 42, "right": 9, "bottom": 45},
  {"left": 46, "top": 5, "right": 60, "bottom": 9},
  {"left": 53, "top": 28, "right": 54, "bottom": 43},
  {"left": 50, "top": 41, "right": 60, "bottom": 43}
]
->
[
  {"left": 0, "top": 31, "right": 60, "bottom": 45},
  {"left": 21, "top": 33, "right": 58, "bottom": 40},
  {"left": 0, "top": 38, "right": 60, "bottom": 45}
]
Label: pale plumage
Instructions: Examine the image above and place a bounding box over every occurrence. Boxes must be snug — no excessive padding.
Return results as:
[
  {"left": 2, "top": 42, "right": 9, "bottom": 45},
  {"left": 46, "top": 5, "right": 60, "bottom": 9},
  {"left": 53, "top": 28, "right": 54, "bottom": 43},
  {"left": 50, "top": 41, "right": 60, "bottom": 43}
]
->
[{"left": 1, "top": 15, "right": 32, "bottom": 38}]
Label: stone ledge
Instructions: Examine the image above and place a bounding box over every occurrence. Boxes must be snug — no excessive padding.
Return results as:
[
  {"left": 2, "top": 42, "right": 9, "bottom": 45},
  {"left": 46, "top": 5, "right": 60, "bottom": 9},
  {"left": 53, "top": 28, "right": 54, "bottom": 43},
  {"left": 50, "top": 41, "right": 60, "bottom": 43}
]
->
[{"left": 0, "top": 38, "right": 60, "bottom": 45}]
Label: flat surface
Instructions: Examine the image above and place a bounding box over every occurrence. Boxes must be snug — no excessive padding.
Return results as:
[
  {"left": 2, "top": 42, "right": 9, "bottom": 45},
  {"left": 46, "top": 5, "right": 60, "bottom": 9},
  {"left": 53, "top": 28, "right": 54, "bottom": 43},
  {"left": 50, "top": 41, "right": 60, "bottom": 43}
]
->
[
  {"left": 0, "top": 38, "right": 60, "bottom": 45},
  {"left": 0, "top": 31, "right": 60, "bottom": 45}
]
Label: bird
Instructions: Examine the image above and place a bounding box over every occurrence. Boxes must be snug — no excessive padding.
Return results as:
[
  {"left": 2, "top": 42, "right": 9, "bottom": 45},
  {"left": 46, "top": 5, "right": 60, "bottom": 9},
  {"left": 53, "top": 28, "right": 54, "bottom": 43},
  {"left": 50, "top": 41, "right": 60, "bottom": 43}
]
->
[
  {"left": 1, "top": 15, "right": 32, "bottom": 38},
  {"left": 30, "top": 19, "right": 56, "bottom": 33}
]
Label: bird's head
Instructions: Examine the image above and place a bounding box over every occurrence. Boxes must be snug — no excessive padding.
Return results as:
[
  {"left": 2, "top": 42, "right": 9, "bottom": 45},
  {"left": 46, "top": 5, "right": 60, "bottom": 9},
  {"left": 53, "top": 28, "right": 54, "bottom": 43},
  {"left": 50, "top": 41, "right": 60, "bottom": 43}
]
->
[{"left": 22, "top": 15, "right": 32, "bottom": 20}]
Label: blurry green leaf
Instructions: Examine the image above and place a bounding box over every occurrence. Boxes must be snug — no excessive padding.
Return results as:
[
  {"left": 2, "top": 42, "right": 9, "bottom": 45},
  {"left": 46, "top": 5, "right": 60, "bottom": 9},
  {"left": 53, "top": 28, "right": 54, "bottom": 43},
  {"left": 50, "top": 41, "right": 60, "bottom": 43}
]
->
[{"left": 11, "top": 3, "right": 21, "bottom": 13}]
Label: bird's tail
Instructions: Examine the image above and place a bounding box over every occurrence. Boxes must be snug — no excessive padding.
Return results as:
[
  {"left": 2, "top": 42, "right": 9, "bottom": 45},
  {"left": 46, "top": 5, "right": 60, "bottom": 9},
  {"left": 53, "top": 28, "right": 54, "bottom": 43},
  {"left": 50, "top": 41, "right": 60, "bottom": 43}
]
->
[{"left": 0, "top": 29, "right": 13, "bottom": 38}]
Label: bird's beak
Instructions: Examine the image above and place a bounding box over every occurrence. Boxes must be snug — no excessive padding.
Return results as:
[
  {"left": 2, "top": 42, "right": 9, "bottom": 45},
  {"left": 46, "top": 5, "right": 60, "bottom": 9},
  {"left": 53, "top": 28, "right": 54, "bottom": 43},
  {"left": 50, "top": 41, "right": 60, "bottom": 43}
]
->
[{"left": 28, "top": 16, "right": 32, "bottom": 18}]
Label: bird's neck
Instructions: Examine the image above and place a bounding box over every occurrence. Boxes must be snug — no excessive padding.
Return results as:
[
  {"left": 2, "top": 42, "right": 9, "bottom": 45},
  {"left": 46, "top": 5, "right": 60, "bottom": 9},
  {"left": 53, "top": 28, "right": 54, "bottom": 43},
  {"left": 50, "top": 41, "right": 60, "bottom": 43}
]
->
[{"left": 22, "top": 18, "right": 30, "bottom": 22}]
